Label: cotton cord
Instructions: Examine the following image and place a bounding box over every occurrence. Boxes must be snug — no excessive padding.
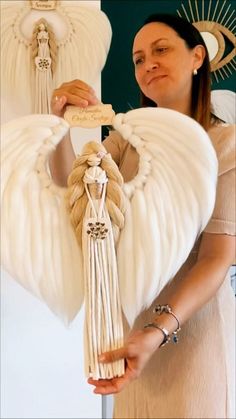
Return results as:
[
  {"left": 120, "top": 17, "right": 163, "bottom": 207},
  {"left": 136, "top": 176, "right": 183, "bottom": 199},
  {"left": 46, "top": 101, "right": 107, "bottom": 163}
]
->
[{"left": 83, "top": 168, "right": 124, "bottom": 379}]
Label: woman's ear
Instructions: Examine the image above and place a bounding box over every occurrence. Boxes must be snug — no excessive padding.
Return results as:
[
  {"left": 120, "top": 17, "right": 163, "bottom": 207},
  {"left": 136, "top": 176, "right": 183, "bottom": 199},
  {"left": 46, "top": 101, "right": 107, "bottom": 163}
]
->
[{"left": 193, "top": 45, "right": 206, "bottom": 71}]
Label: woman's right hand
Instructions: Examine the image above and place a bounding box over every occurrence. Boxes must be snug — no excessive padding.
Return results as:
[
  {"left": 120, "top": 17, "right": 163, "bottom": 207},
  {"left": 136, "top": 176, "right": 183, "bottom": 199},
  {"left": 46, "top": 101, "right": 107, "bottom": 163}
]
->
[
  {"left": 87, "top": 327, "right": 164, "bottom": 395},
  {"left": 50, "top": 79, "right": 99, "bottom": 117}
]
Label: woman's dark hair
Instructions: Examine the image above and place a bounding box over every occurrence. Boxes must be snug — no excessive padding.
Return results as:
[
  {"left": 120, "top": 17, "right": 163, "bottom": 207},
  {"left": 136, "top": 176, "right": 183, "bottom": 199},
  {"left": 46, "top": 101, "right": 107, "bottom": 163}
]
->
[{"left": 139, "top": 14, "right": 211, "bottom": 130}]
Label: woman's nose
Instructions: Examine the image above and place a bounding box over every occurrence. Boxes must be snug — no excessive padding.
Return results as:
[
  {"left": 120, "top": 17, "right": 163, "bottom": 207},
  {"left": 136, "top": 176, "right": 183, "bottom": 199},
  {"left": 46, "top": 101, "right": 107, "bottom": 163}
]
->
[{"left": 146, "top": 61, "right": 159, "bottom": 72}]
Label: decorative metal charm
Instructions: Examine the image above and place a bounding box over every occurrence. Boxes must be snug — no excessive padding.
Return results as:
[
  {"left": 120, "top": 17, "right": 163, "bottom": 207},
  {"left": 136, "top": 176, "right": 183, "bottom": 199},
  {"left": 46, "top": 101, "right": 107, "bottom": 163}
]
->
[
  {"left": 35, "top": 57, "right": 52, "bottom": 71},
  {"left": 85, "top": 218, "right": 109, "bottom": 240}
]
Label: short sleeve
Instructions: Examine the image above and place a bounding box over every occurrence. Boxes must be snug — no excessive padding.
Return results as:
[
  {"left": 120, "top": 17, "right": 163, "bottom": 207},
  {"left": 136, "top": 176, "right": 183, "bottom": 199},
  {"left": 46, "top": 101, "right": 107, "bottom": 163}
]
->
[
  {"left": 204, "top": 124, "right": 236, "bottom": 235},
  {"left": 102, "top": 129, "right": 124, "bottom": 166},
  {"left": 102, "top": 129, "right": 139, "bottom": 182}
]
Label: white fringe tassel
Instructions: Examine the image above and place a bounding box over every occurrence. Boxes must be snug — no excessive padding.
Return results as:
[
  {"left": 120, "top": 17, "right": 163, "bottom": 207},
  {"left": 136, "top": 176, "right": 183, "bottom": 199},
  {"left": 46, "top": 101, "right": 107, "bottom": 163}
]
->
[{"left": 82, "top": 181, "right": 124, "bottom": 380}]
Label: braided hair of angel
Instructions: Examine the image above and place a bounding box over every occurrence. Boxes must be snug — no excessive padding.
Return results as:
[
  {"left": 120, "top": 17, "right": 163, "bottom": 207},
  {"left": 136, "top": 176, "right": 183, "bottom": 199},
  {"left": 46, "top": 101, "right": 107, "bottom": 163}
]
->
[{"left": 66, "top": 141, "right": 127, "bottom": 245}]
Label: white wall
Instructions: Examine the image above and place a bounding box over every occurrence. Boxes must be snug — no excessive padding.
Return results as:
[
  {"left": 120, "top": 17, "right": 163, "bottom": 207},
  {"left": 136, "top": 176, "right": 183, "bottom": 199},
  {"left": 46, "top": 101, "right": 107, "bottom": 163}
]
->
[
  {"left": 1, "top": 270, "right": 101, "bottom": 419},
  {"left": 1, "top": 129, "right": 103, "bottom": 419},
  {"left": 1, "top": 1, "right": 106, "bottom": 418}
]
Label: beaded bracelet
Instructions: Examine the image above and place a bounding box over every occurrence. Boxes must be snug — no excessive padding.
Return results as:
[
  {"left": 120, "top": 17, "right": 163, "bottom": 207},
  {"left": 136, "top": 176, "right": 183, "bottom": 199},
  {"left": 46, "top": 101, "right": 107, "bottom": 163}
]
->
[
  {"left": 144, "top": 322, "right": 171, "bottom": 347},
  {"left": 153, "top": 304, "right": 181, "bottom": 343}
]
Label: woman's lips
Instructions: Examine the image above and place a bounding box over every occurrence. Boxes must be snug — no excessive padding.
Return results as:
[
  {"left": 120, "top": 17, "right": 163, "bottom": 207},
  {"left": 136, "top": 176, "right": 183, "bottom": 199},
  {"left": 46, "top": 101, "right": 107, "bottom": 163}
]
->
[{"left": 147, "top": 75, "right": 167, "bottom": 85}]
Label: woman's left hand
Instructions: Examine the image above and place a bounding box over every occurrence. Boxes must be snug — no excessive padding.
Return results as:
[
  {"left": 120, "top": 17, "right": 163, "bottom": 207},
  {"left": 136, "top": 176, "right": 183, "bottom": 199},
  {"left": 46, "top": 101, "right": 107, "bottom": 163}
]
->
[{"left": 87, "top": 327, "right": 164, "bottom": 395}]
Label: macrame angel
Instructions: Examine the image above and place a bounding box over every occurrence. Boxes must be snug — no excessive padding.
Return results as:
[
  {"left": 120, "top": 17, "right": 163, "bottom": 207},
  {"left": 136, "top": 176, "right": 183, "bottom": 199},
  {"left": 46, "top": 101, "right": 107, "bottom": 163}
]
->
[
  {"left": 1, "top": 1, "right": 112, "bottom": 115},
  {"left": 31, "top": 19, "right": 57, "bottom": 113},
  {"left": 66, "top": 142, "right": 127, "bottom": 379},
  {"left": 1, "top": 107, "right": 218, "bottom": 378}
]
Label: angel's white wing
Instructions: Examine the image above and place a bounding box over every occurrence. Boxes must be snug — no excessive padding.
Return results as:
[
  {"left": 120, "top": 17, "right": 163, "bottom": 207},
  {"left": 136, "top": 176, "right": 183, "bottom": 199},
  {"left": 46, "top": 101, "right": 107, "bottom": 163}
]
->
[
  {"left": 1, "top": 114, "right": 84, "bottom": 324},
  {"left": 113, "top": 108, "right": 218, "bottom": 326}
]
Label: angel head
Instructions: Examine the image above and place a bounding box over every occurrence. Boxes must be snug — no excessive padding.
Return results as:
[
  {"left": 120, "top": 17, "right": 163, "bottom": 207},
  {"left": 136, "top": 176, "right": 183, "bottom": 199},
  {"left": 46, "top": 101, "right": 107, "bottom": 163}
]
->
[
  {"left": 38, "top": 23, "right": 46, "bottom": 32},
  {"left": 36, "top": 23, "right": 49, "bottom": 41},
  {"left": 83, "top": 165, "right": 108, "bottom": 200}
]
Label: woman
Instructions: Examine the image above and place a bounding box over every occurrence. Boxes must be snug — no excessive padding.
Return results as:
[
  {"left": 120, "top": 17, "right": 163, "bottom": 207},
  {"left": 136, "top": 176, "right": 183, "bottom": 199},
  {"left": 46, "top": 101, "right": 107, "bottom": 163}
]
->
[{"left": 50, "top": 14, "right": 235, "bottom": 419}]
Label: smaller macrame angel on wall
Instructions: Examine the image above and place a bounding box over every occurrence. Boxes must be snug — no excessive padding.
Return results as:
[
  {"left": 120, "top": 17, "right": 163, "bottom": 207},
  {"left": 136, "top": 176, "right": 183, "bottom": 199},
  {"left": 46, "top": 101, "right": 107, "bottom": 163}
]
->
[
  {"left": 32, "top": 18, "right": 57, "bottom": 113},
  {"left": 1, "top": 1, "right": 112, "bottom": 116}
]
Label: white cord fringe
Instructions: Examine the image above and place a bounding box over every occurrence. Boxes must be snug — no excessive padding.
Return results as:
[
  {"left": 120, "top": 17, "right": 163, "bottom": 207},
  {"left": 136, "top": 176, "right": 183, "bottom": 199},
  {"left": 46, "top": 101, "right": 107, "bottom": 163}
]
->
[{"left": 82, "top": 182, "right": 124, "bottom": 379}]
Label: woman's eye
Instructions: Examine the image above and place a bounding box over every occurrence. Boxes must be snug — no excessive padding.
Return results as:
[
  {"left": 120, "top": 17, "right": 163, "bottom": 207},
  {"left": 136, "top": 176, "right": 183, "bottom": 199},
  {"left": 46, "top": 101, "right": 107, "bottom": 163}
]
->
[
  {"left": 134, "top": 57, "right": 144, "bottom": 66},
  {"left": 155, "top": 47, "right": 168, "bottom": 54}
]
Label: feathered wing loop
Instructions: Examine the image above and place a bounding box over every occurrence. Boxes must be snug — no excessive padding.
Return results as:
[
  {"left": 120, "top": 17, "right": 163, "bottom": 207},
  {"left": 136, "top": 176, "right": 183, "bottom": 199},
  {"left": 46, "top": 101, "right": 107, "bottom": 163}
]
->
[
  {"left": 1, "top": 114, "right": 84, "bottom": 325},
  {"left": 113, "top": 108, "right": 218, "bottom": 327}
]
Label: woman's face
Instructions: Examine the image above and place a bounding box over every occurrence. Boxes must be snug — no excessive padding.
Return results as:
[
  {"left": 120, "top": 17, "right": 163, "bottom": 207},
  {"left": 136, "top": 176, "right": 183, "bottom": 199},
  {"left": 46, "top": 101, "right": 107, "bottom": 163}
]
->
[{"left": 132, "top": 22, "right": 203, "bottom": 113}]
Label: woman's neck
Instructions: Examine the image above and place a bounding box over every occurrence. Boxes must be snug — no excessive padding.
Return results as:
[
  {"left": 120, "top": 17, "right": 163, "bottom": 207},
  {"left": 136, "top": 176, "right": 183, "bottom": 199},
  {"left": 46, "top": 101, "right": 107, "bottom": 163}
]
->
[
  {"left": 156, "top": 97, "right": 192, "bottom": 117},
  {"left": 153, "top": 85, "right": 192, "bottom": 116}
]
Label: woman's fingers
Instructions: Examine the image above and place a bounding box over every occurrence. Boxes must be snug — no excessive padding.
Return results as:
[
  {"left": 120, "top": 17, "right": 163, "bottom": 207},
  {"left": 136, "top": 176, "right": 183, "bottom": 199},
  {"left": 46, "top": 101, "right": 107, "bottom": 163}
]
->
[
  {"left": 98, "top": 341, "right": 139, "bottom": 364},
  {"left": 98, "top": 346, "right": 128, "bottom": 363},
  {"left": 63, "top": 79, "right": 95, "bottom": 94},
  {"left": 50, "top": 95, "right": 67, "bottom": 116},
  {"left": 52, "top": 90, "right": 98, "bottom": 107},
  {"left": 51, "top": 79, "right": 100, "bottom": 116},
  {"left": 88, "top": 368, "right": 137, "bottom": 395},
  {"left": 93, "top": 379, "right": 125, "bottom": 395}
]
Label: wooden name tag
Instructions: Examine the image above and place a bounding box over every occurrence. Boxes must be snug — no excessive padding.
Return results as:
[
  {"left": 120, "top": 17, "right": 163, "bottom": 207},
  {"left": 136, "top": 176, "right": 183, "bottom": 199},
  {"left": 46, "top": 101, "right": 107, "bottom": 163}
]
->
[
  {"left": 30, "top": 1, "right": 58, "bottom": 10},
  {"left": 64, "top": 104, "right": 115, "bottom": 128}
]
